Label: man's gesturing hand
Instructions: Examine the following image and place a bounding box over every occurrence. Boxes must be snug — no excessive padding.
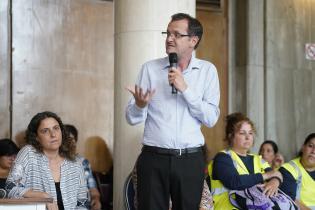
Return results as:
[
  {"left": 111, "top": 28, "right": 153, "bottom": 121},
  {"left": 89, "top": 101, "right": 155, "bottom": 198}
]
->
[{"left": 126, "top": 85, "right": 156, "bottom": 108}]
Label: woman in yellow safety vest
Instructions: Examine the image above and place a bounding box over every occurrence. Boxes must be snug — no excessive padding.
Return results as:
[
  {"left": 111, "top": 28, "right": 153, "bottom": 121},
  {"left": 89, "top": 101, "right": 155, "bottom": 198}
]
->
[
  {"left": 208, "top": 113, "right": 283, "bottom": 209},
  {"left": 279, "top": 133, "right": 315, "bottom": 210}
]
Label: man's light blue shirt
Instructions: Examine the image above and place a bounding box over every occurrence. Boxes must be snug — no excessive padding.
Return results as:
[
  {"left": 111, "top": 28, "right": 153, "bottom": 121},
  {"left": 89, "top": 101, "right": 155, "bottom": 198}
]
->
[{"left": 126, "top": 56, "right": 220, "bottom": 149}]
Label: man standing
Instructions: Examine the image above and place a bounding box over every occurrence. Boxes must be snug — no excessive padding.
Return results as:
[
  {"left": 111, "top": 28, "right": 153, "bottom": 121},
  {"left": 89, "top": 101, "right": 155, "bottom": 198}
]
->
[{"left": 126, "top": 13, "right": 220, "bottom": 210}]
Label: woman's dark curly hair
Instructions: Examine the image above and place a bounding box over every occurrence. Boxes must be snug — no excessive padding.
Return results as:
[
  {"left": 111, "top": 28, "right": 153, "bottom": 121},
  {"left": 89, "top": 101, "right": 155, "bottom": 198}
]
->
[
  {"left": 25, "top": 111, "right": 76, "bottom": 161},
  {"left": 224, "top": 112, "right": 256, "bottom": 147}
]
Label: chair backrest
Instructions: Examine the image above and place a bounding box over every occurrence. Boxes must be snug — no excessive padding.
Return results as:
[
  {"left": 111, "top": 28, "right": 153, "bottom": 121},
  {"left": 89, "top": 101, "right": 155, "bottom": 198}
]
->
[
  {"left": 124, "top": 173, "right": 136, "bottom": 210},
  {"left": 93, "top": 170, "right": 113, "bottom": 210},
  {"left": 0, "top": 189, "right": 6, "bottom": 198}
]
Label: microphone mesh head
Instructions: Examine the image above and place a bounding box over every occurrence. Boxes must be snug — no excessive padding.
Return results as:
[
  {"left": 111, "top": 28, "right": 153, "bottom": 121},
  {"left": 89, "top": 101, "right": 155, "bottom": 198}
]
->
[{"left": 169, "top": 53, "right": 177, "bottom": 64}]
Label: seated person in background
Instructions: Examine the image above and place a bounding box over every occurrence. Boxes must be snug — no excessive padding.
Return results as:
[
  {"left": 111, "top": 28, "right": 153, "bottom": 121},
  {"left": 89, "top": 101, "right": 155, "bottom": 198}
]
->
[
  {"left": 279, "top": 133, "right": 315, "bottom": 210},
  {"left": 259, "top": 140, "right": 285, "bottom": 169},
  {"left": 65, "top": 124, "right": 101, "bottom": 210},
  {"left": 6, "top": 111, "right": 88, "bottom": 210},
  {"left": 0, "top": 139, "right": 19, "bottom": 190},
  {"left": 208, "top": 113, "right": 282, "bottom": 209}
]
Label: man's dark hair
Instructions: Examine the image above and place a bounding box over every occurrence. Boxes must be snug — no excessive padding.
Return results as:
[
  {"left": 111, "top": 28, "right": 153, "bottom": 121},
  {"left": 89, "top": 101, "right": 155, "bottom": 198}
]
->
[{"left": 171, "top": 13, "right": 203, "bottom": 49}]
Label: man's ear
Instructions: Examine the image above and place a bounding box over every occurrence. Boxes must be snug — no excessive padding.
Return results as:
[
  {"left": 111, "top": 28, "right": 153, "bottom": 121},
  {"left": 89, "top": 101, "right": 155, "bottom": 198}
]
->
[{"left": 190, "top": 36, "right": 199, "bottom": 48}]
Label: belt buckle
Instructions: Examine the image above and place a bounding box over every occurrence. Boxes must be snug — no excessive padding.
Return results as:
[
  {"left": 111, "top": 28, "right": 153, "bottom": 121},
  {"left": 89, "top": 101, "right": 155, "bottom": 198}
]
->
[{"left": 178, "top": 148, "right": 182, "bottom": 156}]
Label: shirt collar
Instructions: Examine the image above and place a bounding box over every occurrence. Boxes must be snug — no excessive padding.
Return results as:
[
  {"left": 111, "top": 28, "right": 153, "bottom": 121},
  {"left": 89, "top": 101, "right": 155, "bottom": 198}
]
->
[{"left": 162, "top": 55, "right": 201, "bottom": 72}]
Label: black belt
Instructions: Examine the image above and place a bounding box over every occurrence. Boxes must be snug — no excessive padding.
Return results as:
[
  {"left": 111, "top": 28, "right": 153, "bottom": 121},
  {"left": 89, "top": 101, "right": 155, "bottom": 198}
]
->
[{"left": 142, "top": 145, "right": 203, "bottom": 156}]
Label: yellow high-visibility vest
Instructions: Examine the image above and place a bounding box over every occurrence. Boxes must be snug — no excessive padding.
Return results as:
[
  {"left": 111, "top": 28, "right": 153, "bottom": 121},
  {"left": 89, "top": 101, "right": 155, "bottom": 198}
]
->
[
  {"left": 282, "top": 157, "right": 315, "bottom": 209},
  {"left": 208, "top": 149, "right": 270, "bottom": 210}
]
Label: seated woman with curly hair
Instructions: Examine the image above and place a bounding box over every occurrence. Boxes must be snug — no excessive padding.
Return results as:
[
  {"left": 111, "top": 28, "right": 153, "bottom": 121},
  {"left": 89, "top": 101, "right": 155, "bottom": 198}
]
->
[
  {"left": 208, "top": 113, "right": 283, "bottom": 209},
  {"left": 6, "top": 111, "right": 89, "bottom": 210}
]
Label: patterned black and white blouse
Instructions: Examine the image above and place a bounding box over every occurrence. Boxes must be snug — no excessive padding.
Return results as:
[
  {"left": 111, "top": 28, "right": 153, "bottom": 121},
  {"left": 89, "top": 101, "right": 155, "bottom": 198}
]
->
[{"left": 6, "top": 145, "right": 89, "bottom": 210}]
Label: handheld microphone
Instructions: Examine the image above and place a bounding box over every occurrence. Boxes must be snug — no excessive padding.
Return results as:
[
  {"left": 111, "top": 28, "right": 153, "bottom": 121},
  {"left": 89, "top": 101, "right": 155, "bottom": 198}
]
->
[{"left": 169, "top": 53, "right": 178, "bottom": 94}]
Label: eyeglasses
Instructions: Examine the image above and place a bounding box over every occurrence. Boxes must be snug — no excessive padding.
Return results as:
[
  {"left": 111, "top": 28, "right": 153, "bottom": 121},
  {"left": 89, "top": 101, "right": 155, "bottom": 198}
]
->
[{"left": 161, "top": 31, "right": 190, "bottom": 39}]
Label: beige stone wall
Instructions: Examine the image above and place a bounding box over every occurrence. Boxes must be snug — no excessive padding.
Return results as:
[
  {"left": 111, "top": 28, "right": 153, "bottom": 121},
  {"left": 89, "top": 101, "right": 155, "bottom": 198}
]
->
[
  {"left": 8, "top": 0, "right": 114, "bottom": 172},
  {"left": 265, "top": 0, "right": 315, "bottom": 159},
  {"left": 229, "top": 0, "right": 315, "bottom": 160},
  {"left": 0, "top": 0, "right": 11, "bottom": 138}
]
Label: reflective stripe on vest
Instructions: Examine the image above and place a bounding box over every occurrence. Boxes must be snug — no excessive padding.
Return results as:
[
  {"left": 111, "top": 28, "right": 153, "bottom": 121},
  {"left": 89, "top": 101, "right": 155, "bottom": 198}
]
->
[
  {"left": 212, "top": 186, "right": 229, "bottom": 196},
  {"left": 288, "top": 160, "right": 302, "bottom": 200}
]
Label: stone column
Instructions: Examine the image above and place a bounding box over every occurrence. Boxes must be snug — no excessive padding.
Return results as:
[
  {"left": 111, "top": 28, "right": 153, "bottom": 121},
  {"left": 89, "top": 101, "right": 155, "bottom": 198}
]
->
[
  {"left": 228, "top": 0, "right": 265, "bottom": 152},
  {"left": 0, "top": 0, "right": 11, "bottom": 138},
  {"left": 246, "top": 0, "right": 265, "bottom": 152},
  {"left": 228, "top": 0, "right": 248, "bottom": 114},
  {"left": 113, "top": 1, "right": 195, "bottom": 209}
]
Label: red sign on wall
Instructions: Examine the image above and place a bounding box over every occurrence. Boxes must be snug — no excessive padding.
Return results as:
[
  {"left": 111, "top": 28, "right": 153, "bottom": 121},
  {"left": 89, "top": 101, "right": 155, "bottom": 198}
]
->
[{"left": 305, "top": 43, "right": 315, "bottom": 60}]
